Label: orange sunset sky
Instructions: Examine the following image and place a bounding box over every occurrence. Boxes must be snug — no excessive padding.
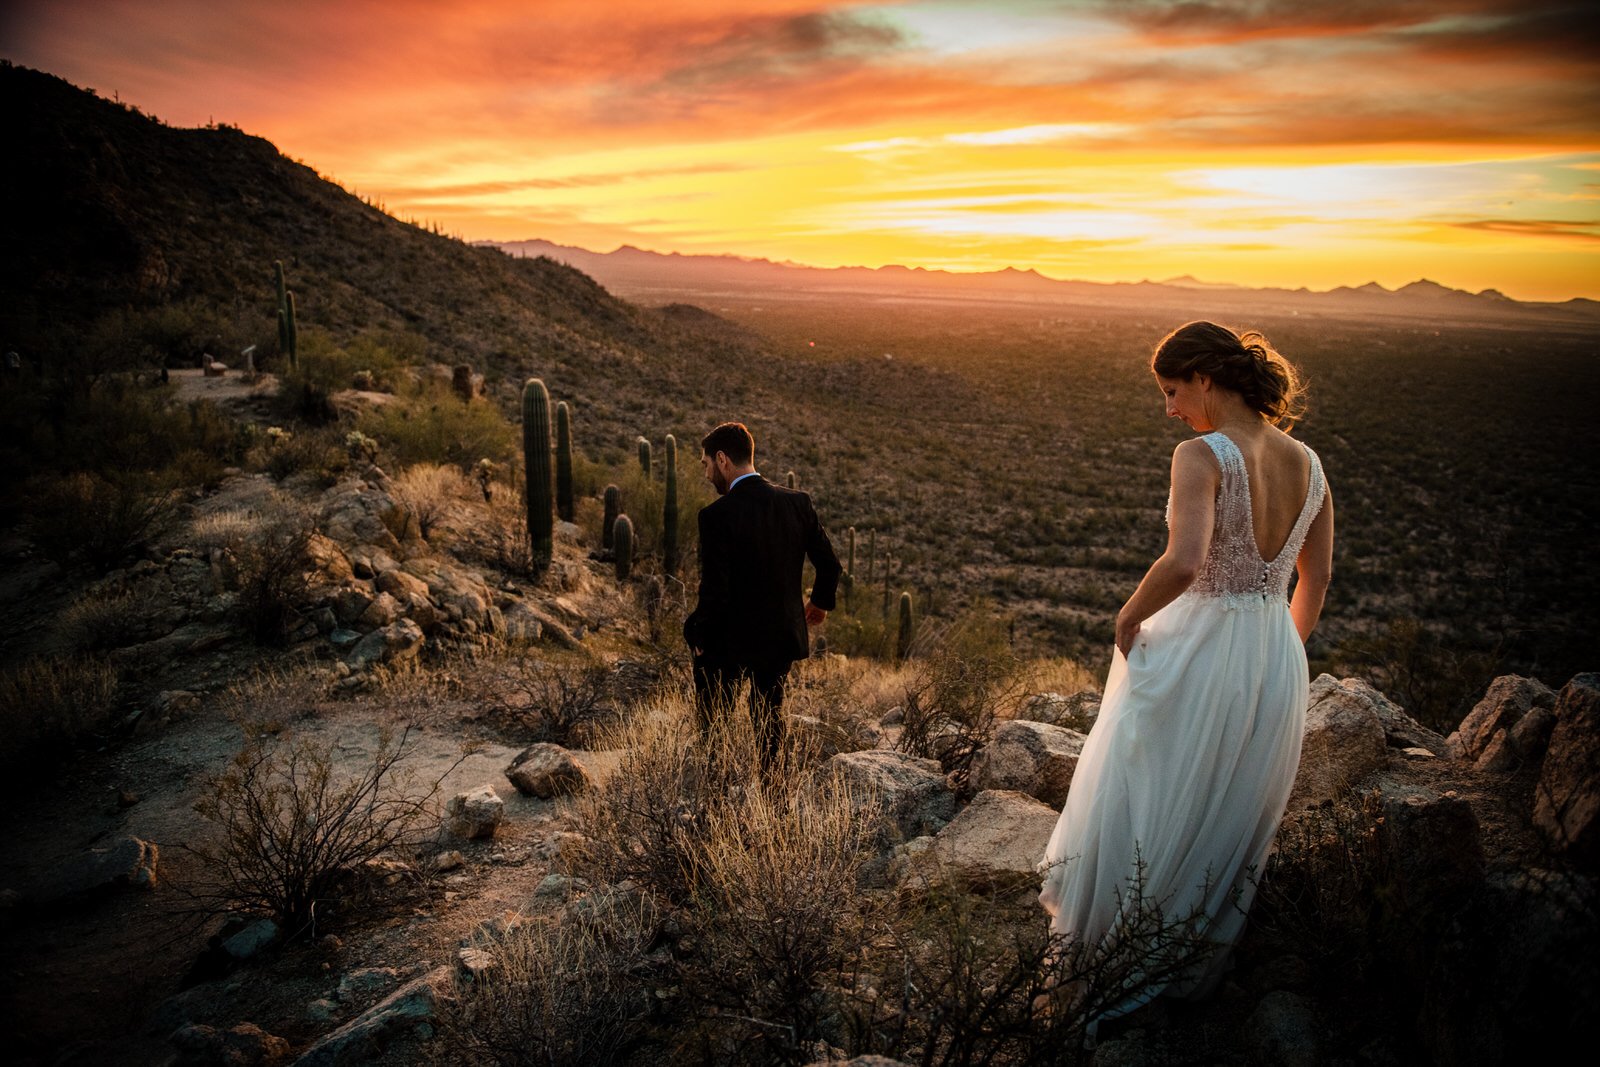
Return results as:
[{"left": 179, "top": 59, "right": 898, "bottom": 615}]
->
[{"left": 5, "top": 0, "right": 1598, "bottom": 301}]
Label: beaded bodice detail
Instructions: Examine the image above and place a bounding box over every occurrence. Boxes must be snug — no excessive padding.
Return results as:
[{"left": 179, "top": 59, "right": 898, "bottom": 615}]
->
[{"left": 1175, "top": 432, "right": 1325, "bottom": 609}]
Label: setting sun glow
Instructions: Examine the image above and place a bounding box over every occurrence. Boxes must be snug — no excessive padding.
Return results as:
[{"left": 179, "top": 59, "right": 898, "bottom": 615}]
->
[{"left": 5, "top": 0, "right": 1596, "bottom": 299}]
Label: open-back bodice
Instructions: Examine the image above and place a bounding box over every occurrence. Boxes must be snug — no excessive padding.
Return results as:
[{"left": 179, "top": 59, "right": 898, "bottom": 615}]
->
[{"left": 1182, "top": 431, "right": 1325, "bottom": 609}]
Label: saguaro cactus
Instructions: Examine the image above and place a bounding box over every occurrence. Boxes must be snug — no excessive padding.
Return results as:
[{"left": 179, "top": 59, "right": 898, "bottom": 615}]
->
[
  {"left": 284, "top": 291, "right": 299, "bottom": 368},
  {"left": 613, "top": 514, "right": 634, "bottom": 579},
  {"left": 865, "top": 530, "right": 877, "bottom": 582},
  {"left": 637, "top": 436, "right": 652, "bottom": 479},
  {"left": 663, "top": 434, "right": 679, "bottom": 576},
  {"left": 602, "top": 485, "right": 620, "bottom": 550},
  {"left": 897, "top": 591, "right": 915, "bottom": 660},
  {"left": 522, "top": 379, "right": 554, "bottom": 575},
  {"left": 786, "top": 470, "right": 797, "bottom": 489},
  {"left": 556, "top": 401, "right": 574, "bottom": 522},
  {"left": 844, "top": 527, "right": 856, "bottom": 612},
  {"left": 882, "top": 551, "right": 892, "bottom": 618}
]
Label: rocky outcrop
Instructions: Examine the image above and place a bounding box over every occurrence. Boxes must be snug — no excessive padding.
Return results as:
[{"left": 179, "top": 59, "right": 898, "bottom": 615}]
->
[
  {"left": 968, "top": 719, "right": 1085, "bottom": 807},
  {"left": 171, "top": 1021, "right": 290, "bottom": 1066},
  {"left": 1375, "top": 777, "right": 1484, "bottom": 907},
  {"left": 1289, "top": 676, "right": 1390, "bottom": 809},
  {"left": 1532, "top": 674, "right": 1600, "bottom": 865},
  {"left": 294, "top": 966, "right": 451, "bottom": 1066},
  {"left": 445, "top": 786, "right": 504, "bottom": 840},
  {"left": 820, "top": 750, "right": 955, "bottom": 840},
  {"left": 1014, "top": 690, "right": 1100, "bottom": 728},
  {"left": 928, "top": 789, "right": 1059, "bottom": 887},
  {"left": 505, "top": 744, "right": 593, "bottom": 798},
  {"left": 1446, "top": 675, "right": 1558, "bottom": 768}
]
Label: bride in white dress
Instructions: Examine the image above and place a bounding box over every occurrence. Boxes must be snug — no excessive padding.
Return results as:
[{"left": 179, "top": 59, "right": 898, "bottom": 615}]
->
[{"left": 1039, "top": 321, "right": 1335, "bottom": 1027}]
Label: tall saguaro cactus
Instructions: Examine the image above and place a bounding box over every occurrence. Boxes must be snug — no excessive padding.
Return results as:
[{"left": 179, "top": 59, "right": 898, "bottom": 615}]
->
[
  {"left": 555, "top": 401, "right": 574, "bottom": 522},
  {"left": 613, "top": 514, "right": 634, "bottom": 579},
  {"left": 274, "top": 260, "right": 298, "bottom": 369},
  {"left": 602, "top": 485, "right": 620, "bottom": 550},
  {"left": 637, "top": 437, "right": 652, "bottom": 479},
  {"left": 663, "top": 434, "right": 679, "bottom": 577},
  {"left": 897, "top": 591, "right": 915, "bottom": 661},
  {"left": 521, "top": 379, "right": 554, "bottom": 575}
]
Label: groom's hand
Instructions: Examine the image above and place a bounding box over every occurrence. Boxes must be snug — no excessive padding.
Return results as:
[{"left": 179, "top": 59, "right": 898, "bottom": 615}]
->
[{"left": 804, "top": 601, "right": 827, "bottom": 627}]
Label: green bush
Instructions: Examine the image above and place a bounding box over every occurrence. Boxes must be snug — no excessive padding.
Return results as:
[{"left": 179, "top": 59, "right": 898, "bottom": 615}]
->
[{"left": 359, "top": 391, "right": 515, "bottom": 471}]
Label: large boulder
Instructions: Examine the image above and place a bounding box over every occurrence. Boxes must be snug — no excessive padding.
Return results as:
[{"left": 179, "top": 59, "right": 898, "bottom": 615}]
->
[
  {"left": 1445, "top": 675, "right": 1558, "bottom": 764},
  {"left": 1375, "top": 777, "right": 1484, "bottom": 909},
  {"left": 294, "top": 966, "right": 450, "bottom": 1066},
  {"left": 1532, "top": 674, "right": 1600, "bottom": 866},
  {"left": 345, "top": 618, "right": 424, "bottom": 670},
  {"left": 446, "top": 786, "right": 504, "bottom": 840},
  {"left": 820, "top": 750, "right": 955, "bottom": 840},
  {"left": 928, "top": 789, "right": 1059, "bottom": 887},
  {"left": 505, "top": 743, "right": 593, "bottom": 798},
  {"left": 318, "top": 476, "right": 410, "bottom": 559},
  {"left": 1289, "top": 676, "right": 1390, "bottom": 809},
  {"left": 968, "top": 719, "right": 1086, "bottom": 807}
]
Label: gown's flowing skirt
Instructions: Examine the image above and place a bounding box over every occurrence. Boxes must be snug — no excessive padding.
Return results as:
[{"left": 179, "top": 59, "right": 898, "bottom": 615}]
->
[{"left": 1038, "top": 591, "right": 1309, "bottom": 1008}]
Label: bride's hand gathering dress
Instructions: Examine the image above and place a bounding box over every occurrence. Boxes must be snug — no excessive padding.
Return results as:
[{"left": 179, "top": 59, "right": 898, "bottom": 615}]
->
[{"left": 1038, "top": 429, "right": 1327, "bottom": 1024}]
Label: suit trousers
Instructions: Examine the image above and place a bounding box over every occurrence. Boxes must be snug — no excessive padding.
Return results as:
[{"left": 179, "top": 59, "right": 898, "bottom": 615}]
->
[{"left": 692, "top": 655, "right": 791, "bottom": 771}]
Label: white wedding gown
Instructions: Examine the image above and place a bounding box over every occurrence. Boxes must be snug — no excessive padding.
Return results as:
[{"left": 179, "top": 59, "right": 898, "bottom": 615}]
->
[{"left": 1039, "top": 430, "right": 1327, "bottom": 1023}]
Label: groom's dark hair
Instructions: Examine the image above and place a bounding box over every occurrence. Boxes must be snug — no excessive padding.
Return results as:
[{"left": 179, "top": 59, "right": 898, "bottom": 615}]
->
[{"left": 701, "top": 422, "right": 755, "bottom": 465}]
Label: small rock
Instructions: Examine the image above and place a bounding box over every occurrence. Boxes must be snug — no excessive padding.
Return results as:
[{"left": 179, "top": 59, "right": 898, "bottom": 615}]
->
[
  {"left": 306, "top": 998, "right": 341, "bottom": 1024},
  {"left": 457, "top": 947, "right": 496, "bottom": 977},
  {"left": 329, "top": 628, "right": 361, "bottom": 650},
  {"left": 1446, "top": 675, "right": 1557, "bottom": 762},
  {"left": 222, "top": 917, "right": 280, "bottom": 961},
  {"left": 1245, "top": 990, "right": 1322, "bottom": 1067},
  {"left": 505, "top": 743, "right": 593, "bottom": 798},
  {"left": 337, "top": 966, "right": 402, "bottom": 1004},
  {"left": 446, "top": 786, "right": 504, "bottom": 840},
  {"left": 430, "top": 850, "right": 465, "bottom": 873},
  {"left": 531, "top": 872, "right": 589, "bottom": 902},
  {"left": 29, "top": 835, "right": 159, "bottom": 901},
  {"left": 170, "top": 1021, "right": 290, "bottom": 1066},
  {"left": 1400, "top": 747, "right": 1437, "bottom": 761},
  {"left": 297, "top": 967, "right": 450, "bottom": 1067},
  {"left": 345, "top": 617, "right": 424, "bottom": 670}
]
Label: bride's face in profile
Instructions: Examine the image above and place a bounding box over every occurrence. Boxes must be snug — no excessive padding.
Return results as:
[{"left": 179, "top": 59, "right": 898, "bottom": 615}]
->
[{"left": 1157, "top": 373, "right": 1212, "bottom": 431}]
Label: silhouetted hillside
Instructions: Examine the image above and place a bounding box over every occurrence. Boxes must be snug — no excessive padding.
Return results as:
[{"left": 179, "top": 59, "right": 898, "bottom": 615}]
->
[{"left": 0, "top": 62, "right": 759, "bottom": 431}]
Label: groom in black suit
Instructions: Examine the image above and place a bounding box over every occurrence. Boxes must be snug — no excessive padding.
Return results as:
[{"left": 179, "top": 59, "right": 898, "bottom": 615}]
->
[{"left": 683, "top": 422, "right": 842, "bottom": 771}]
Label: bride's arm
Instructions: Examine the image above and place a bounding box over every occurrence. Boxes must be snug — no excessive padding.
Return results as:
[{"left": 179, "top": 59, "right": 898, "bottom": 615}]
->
[
  {"left": 1291, "top": 486, "right": 1334, "bottom": 641},
  {"left": 1115, "top": 440, "right": 1217, "bottom": 655}
]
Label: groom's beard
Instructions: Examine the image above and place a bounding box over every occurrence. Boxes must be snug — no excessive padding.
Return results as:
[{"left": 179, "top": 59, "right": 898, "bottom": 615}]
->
[{"left": 712, "top": 469, "right": 731, "bottom": 495}]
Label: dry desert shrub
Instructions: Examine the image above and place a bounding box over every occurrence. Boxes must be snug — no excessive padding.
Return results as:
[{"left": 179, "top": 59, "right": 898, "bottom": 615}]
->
[
  {"left": 392, "top": 461, "right": 470, "bottom": 543},
  {"left": 848, "top": 859, "right": 1220, "bottom": 1067},
  {"left": 0, "top": 655, "right": 119, "bottom": 778},
  {"left": 895, "top": 611, "right": 1025, "bottom": 788},
  {"left": 570, "top": 693, "right": 887, "bottom": 1065},
  {"left": 186, "top": 723, "right": 463, "bottom": 939},
  {"left": 58, "top": 582, "right": 165, "bottom": 651},
  {"left": 470, "top": 654, "right": 622, "bottom": 747},
  {"left": 432, "top": 899, "right": 656, "bottom": 1067},
  {"left": 26, "top": 469, "right": 182, "bottom": 573}
]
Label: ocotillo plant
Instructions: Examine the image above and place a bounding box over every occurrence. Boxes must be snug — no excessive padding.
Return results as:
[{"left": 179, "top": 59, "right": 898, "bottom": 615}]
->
[
  {"left": 613, "top": 514, "right": 634, "bottom": 580},
  {"left": 555, "top": 401, "right": 574, "bottom": 522},
  {"left": 637, "top": 437, "right": 652, "bottom": 479},
  {"left": 897, "top": 591, "right": 915, "bottom": 661},
  {"left": 602, "top": 485, "right": 620, "bottom": 550},
  {"left": 521, "top": 379, "right": 554, "bottom": 575},
  {"left": 663, "top": 434, "right": 679, "bottom": 576}
]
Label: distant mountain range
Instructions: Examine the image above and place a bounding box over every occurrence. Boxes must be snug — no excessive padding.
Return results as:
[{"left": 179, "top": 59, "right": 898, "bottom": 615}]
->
[{"left": 493, "top": 239, "right": 1600, "bottom": 326}]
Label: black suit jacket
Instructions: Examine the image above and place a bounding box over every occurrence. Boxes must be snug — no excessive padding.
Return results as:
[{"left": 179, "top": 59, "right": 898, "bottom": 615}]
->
[{"left": 683, "top": 475, "right": 842, "bottom": 667}]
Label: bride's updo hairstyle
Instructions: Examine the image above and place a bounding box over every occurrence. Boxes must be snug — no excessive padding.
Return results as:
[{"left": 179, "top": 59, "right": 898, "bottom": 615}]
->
[{"left": 1152, "top": 321, "right": 1307, "bottom": 428}]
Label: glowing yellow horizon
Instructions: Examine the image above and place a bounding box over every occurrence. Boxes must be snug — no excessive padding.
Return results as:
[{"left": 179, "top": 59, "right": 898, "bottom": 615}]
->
[{"left": 7, "top": 0, "right": 1597, "bottom": 301}]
